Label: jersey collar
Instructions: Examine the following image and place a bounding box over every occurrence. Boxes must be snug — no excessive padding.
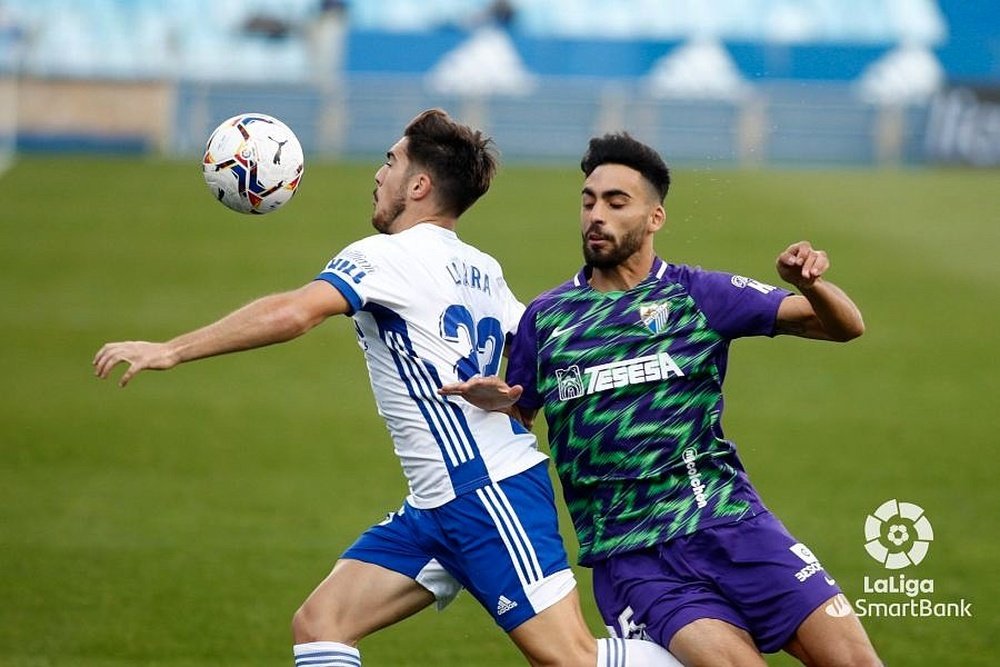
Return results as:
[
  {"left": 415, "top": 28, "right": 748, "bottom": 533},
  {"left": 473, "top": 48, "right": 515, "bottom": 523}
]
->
[
  {"left": 409, "top": 220, "right": 458, "bottom": 239},
  {"left": 573, "top": 256, "right": 667, "bottom": 289}
]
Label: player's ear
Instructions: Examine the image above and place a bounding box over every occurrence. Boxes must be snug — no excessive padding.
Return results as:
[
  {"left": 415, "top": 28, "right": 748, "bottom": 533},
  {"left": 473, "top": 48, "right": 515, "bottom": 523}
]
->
[
  {"left": 409, "top": 172, "right": 433, "bottom": 201},
  {"left": 648, "top": 204, "right": 666, "bottom": 233}
]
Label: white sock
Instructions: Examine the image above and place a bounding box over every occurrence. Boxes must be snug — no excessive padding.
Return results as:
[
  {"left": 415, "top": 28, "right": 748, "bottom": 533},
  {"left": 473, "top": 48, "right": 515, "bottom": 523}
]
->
[
  {"left": 293, "top": 641, "right": 361, "bottom": 667},
  {"left": 597, "top": 637, "right": 684, "bottom": 667}
]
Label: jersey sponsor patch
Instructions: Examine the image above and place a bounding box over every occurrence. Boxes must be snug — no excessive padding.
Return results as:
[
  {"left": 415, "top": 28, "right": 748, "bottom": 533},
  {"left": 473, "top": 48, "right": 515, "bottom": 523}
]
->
[
  {"left": 322, "top": 250, "right": 375, "bottom": 285},
  {"left": 730, "top": 274, "right": 778, "bottom": 294},
  {"left": 555, "top": 352, "right": 685, "bottom": 401}
]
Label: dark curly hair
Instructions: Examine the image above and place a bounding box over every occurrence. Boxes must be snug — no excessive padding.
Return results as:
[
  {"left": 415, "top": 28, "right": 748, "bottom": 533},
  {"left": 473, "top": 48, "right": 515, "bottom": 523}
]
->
[{"left": 580, "top": 133, "right": 670, "bottom": 202}]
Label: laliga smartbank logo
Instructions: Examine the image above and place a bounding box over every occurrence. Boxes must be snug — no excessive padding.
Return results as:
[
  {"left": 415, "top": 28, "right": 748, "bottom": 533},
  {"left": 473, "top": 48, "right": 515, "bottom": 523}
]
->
[
  {"left": 849, "top": 499, "right": 972, "bottom": 619},
  {"left": 864, "top": 498, "right": 933, "bottom": 569}
]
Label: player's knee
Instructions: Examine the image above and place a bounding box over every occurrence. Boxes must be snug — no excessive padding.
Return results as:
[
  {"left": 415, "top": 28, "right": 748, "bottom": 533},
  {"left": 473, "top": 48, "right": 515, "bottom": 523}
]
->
[
  {"left": 292, "top": 598, "right": 350, "bottom": 644},
  {"left": 527, "top": 637, "right": 596, "bottom": 667},
  {"left": 559, "top": 635, "right": 598, "bottom": 667},
  {"left": 291, "top": 602, "right": 319, "bottom": 642},
  {"left": 516, "top": 629, "right": 595, "bottom": 667},
  {"left": 815, "top": 645, "right": 883, "bottom": 667},
  {"left": 833, "top": 651, "right": 882, "bottom": 667}
]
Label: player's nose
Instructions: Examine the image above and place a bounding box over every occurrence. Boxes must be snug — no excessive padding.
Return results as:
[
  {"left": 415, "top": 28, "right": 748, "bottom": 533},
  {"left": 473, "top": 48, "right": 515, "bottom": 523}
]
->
[{"left": 585, "top": 203, "right": 605, "bottom": 225}]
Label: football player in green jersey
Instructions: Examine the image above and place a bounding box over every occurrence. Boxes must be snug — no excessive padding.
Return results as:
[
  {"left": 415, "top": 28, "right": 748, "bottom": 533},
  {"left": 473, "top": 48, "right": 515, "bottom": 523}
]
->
[{"left": 441, "top": 133, "right": 880, "bottom": 667}]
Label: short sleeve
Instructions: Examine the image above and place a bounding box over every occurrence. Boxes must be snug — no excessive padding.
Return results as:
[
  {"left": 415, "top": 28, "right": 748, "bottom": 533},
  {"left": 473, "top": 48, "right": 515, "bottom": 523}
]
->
[
  {"left": 314, "top": 237, "right": 392, "bottom": 315},
  {"left": 496, "top": 274, "right": 526, "bottom": 336},
  {"left": 683, "top": 266, "right": 792, "bottom": 339},
  {"left": 505, "top": 299, "right": 543, "bottom": 410}
]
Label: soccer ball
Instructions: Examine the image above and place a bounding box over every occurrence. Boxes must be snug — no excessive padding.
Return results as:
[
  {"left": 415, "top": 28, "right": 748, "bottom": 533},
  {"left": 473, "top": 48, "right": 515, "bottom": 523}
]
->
[{"left": 202, "top": 113, "right": 304, "bottom": 215}]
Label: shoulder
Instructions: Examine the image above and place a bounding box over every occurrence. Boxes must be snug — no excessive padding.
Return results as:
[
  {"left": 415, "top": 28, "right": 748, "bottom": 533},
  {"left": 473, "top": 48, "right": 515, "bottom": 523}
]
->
[
  {"left": 659, "top": 262, "right": 753, "bottom": 298},
  {"left": 663, "top": 261, "right": 787, "bottom": 297},
  {"left": 342, "top": 229, "right": 448, "bottom": 268},
  {"left": 318, "top": 233, "right": 408, "bottom": 292},
  {"left": 660, "top": 261, "right": 712, "bottom": 287},
  {"left": 463, "top": 242, "right": 507, "bottom": 277},
  {"left": 525, "top": 276, "right": 581, "bottom": 314},
  {"left": 337, "top": 232, "right": 392, "bottom": 258}
]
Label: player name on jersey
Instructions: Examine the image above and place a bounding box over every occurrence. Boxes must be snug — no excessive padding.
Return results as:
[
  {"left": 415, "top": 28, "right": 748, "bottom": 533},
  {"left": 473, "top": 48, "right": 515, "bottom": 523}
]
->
[{"left": 447, "top": 259, "right": 493, "bottom": 294}]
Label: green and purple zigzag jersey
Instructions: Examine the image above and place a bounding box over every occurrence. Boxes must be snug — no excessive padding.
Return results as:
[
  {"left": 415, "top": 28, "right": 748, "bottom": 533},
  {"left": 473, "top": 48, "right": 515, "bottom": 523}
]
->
[{"left": 506, "top": 258, "right": 791, "bottom": 565}]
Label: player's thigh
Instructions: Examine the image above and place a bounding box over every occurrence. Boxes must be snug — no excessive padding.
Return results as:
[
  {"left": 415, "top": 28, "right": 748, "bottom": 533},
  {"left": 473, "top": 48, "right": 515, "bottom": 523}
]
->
[
  {"left": 696, "top": 513, "right": 844, "bottom": 653},
  {"left": 507, "top": 588, "right": 596, "bottom": 667},
  {"left": 439, "top": 464, "right": 575, "bottom": 632},
  {"left": 294, "top": 558, "right": 435, "bottom": 644},
  {"left": 782, "top": 594, "right": 882, "bottom": 667},
  {"left": 592, "top": 545, "right": 751, "bottom": 648},
  {"left": 669, "top": 618, "right": 767, "bottom": 667}
]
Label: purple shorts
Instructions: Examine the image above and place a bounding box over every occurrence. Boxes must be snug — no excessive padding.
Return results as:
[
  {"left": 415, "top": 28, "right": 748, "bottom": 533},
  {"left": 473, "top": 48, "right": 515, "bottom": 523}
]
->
[{"left": 592, "top": 511, "right": 841, "bottom": 653}]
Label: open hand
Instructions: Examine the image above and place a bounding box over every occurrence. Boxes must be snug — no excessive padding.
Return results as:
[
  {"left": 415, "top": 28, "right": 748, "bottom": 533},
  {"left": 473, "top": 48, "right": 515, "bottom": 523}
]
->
[
  {"left": 93, "top": 341, "right": 177, "bottom": 387},
  {"left": 438, "top": 376, "right": 523, "bottom": 412}
]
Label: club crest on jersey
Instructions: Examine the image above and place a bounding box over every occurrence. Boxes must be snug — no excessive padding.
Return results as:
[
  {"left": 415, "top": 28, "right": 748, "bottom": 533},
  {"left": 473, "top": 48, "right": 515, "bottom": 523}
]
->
[
  {"left": 556, "top": 366, "right": 585, "bottom": 401},
  {"left": 639, "top": 301, "right": 670, "bottom": 334}
]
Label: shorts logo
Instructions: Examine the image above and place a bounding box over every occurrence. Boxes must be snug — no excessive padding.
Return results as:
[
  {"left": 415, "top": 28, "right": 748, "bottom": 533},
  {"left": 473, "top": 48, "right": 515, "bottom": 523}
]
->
[
  {"left": 496, "top": 595, "right": 518, "bottom": 616},
  {"left": 790, "top": 542, "right": 825, "bottom": 583},
  {"left": 790, "top": 543, "right": 818, "bottom": 564},
  {"left": 612, "top": 606, "right": 651, "bottom": 641},
  {"left": 378, "top": 507, "right": 404, "bottom": 525},
  {"left": 639, "top": 301, "right": 670, "bottom": 334},
  {"left": 864, "top": 499, "right": 934, "bottom": 569}
]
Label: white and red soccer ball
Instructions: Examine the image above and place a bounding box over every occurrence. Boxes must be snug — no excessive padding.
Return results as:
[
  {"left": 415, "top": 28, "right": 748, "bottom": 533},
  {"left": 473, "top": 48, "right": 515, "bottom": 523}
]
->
[{"left": 202, "top": 113, "right": 304, "bottom": 215}]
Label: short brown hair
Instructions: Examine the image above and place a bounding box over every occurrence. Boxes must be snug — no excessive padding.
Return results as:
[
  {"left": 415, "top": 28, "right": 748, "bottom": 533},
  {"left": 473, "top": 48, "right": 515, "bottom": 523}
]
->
[{"left": 404, "top": 109, "right": 498, "bottom": 217}]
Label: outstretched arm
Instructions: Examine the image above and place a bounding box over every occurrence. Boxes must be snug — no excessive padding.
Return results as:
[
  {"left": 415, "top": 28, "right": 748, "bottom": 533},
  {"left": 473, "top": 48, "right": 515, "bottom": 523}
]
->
[
  {"left": 774, "top": 241, "right": 865, "bottom": 341},
  {"left": 439, "top": 376, "right": 539, "bottom": 429},
  {"left": 93, "top": 280, "right": 349, "bottom": 387}
]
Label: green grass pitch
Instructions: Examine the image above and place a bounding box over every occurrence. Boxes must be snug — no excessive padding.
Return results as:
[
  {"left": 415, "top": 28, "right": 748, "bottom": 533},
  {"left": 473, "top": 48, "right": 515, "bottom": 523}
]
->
[{"left": 0, "top": 155, "right": 997, "bottom": 665}]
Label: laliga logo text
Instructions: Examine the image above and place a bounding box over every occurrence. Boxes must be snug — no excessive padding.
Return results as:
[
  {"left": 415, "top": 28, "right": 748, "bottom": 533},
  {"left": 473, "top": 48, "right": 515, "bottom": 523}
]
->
[{"left": 851, "top": 499, "right": 972, "bottom": 619}]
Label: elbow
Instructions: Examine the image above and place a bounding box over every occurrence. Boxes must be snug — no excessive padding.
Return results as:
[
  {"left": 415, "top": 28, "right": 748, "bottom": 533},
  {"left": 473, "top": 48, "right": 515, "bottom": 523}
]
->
[
  {"left": 833, "top": 317, "right": 865, "bottom": 342},
  {"left": 851, "top": 319, "right": 866, "bottom": 340},
  {"left": 288, "top": 309, "right": 323, "bottom": 338},
  {"left": 272, "top": 302, "right": 322, "bottom": 340}
]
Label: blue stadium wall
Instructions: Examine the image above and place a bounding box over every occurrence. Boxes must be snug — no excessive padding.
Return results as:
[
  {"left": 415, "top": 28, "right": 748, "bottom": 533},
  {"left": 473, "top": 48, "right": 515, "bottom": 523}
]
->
[
  {"left": 342, "top": 0, "right": 998, "bottom": 83},
  {"left": 5, "top": 0, "right": 999, "bottom": 165}
]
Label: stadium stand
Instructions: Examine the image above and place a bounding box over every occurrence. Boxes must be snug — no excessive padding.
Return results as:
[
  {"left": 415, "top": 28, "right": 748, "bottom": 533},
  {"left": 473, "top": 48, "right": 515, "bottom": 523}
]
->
[{"left": 1, "top": 0, "right": 997, "bottom": 165}]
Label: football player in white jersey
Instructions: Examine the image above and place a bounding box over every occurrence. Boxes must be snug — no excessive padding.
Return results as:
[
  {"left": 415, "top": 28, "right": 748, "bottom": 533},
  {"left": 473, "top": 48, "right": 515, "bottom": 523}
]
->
[{"left": 94, "top": 110, "right": 680, "bottom": 667}]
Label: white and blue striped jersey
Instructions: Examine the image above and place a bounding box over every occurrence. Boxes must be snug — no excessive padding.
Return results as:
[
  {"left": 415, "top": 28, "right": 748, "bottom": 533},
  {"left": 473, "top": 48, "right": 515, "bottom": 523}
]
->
[{"left": 316, "top": 223, "right": 548, "bottom": 509}]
